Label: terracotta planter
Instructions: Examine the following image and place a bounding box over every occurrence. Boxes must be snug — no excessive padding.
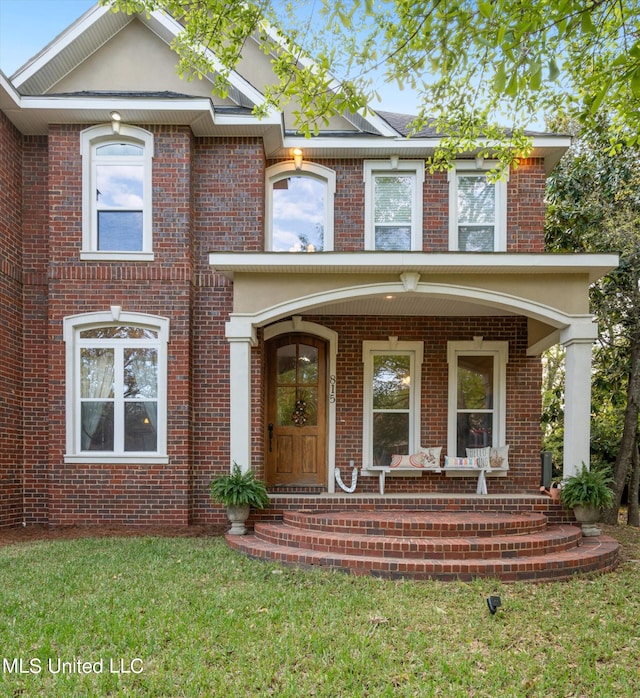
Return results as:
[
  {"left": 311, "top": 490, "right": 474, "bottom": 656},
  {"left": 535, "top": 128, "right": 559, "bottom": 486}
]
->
[
  {"left": 226, "top": 504, "right": 251, "bottom": 535},
  {"left": 573, "top": 504, "right": 602, "bottom": 537}
]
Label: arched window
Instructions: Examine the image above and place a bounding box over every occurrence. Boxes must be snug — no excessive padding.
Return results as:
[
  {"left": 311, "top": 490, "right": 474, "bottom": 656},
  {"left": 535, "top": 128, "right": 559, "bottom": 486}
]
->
[
  {"left": 81, "top": 124, "right": 154, "bottom": 260},
  {"left": 64, "top": 309, "right": 169, "bottom": 463},
  {"left": 265, "top": 161, "right": 336, "bottom": 251}
]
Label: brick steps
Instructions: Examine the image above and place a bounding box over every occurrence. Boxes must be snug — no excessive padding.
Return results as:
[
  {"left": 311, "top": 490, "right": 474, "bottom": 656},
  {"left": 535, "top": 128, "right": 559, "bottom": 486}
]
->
[
  {"left": 227, "top": 509, "right": 620, "bottom": 582},
  {"left": 254, "top": 523, "right": 581, "bottom": 560}
]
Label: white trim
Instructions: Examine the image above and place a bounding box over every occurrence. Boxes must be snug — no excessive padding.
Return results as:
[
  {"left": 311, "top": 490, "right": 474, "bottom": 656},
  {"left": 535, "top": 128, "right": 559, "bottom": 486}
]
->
[
  {"left": 80, "top": 124, "right": 154, "bottom": 259},
  {"left": 63, "top": 310, "right": 169, "bottom": 464},
  {"left": 447, "top": 339, "right": 508, "bottom": 459},
  {"left": 264, "top": 318, "right": 338, "bottom": 491},
  {"left": 209, "top": 251, "right": 618, "bottom": 284},
  {"left": 364, "top": 160, "right": 424, "bottom": 251},
  {"left": 448, "top": 161, "right": 508, "bottom": 252},
  {"left": 362, "top": 339, "right": 424, "bottom": 470},
  {"left": 265, "top": 161, "right": 336, "bottom": 251}
]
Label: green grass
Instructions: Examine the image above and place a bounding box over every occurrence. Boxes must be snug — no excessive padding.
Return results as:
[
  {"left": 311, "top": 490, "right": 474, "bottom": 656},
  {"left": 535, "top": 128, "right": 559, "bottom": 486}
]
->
[{"left": 1, "top": 527, "right": 639, "bottom": 697}]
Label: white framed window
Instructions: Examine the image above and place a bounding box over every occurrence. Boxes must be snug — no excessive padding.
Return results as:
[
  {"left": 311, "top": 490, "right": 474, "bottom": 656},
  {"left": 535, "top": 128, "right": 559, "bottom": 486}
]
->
[
  {"left": 64, "top": 309, "right": 169, "bottom": 464},
  {"left": 448, "top": 161, "right": 508, "bottom": 251},
  {"left": 447, "top": 338, "right": 508, "bottom": 458},
  {"left": 266, "top": 161, "right": 335, "bottom": 251},
  {"left": 364, "top": 160, "right": 424, "bottom": 250},
  {"left": 362, "top": 339, "right": 423, "bottom": 467},
  {"left": 81, "top": 124, "right": 154, "bottom": 261}
]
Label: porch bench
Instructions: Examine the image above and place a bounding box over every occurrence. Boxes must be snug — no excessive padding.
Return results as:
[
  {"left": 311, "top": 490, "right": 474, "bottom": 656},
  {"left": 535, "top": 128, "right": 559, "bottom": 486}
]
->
[
  {"left": 369, "top": 448, "right": 443, "bottom": 495},
  {"left": 368, "top": 446, "right": 509, "bottom": 495}
]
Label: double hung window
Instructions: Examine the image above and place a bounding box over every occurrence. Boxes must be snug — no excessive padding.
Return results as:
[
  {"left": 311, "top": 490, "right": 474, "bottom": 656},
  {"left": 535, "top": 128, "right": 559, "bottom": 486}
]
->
[
  {"left": 447, "top": 339, "right": 508, "bottom": 458},
  {"left": 449, "top": 162, "right": 507, "bottom": 251},
  {"left": 81, "top": 124, "right": 154, "bottom": 260},
  {"left": 364, "top": 161, "right": 424, "bottom": 250},
  {"left": 362, "top": 340, "right": 423, "bottom": 467}
]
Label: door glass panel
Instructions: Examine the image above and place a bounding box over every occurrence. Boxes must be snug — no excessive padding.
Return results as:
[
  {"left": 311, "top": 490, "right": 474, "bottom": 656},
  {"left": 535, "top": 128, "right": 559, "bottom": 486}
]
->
[
  {"left": 298, "top": 345, "right": 318, "bottom": 384},
  {"left": 296, "top": 388, "right": 318, "bottom": 426},
  {"left": 277, "top": 345, "right": 297, "bottom": 384},
  {"left": 277, "top": 387, "right": 297, "bottom": 425}
]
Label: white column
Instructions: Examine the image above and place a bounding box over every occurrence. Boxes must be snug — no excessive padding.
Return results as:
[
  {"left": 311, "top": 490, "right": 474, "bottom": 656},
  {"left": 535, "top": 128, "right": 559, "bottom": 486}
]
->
[
  {"left": 226, "top": 319, "right": 257, "bottom": 473},
  {"left": 561, "top": 324, "right": 597, "bottom": 480}
]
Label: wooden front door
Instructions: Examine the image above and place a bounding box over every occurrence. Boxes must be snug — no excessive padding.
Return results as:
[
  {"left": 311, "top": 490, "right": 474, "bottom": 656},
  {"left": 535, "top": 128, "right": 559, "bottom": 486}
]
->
[{"left": 265, "top": 334, "right": 327, "bottom": 486}]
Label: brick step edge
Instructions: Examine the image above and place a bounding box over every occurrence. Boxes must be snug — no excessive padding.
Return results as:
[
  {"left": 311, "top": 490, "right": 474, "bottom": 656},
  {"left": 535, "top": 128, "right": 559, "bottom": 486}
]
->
[
  {"left": 226, "top": 534, "right": 620, "bottom": 583},
  {"left": 283, "top": 510, "right": 548, "bottom": 538},
  {"left": 254, "top": 523, "right": 582, "bottom": 560}
]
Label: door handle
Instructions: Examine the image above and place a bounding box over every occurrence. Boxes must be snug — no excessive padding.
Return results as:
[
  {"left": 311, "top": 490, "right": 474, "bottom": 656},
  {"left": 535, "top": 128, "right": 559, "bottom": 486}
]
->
[{"left": 268, "top": 423, "right": 274, "bottom": 452}]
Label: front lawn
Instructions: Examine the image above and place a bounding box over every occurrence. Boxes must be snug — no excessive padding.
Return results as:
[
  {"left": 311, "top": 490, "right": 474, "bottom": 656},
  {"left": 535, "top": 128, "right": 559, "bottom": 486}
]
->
[{"left": 1, "top": 525, "right": 639, "bottom": 697}]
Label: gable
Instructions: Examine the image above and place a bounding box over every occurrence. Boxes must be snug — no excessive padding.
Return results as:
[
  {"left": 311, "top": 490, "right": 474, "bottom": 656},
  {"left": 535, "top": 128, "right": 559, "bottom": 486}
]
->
[{"left": 51, "top": 19, "right": 230, "bottom": 104}]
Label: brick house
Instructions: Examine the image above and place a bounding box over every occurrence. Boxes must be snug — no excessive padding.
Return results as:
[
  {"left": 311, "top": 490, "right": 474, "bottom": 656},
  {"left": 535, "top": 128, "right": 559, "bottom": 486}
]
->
[{"left": 0, "top": 2, "right": 618, "bottom": 531}]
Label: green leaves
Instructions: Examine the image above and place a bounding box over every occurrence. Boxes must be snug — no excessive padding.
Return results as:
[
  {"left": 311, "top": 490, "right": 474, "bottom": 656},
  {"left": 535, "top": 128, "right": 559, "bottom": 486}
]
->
[{"left": 105, "top": 0, "right": 640, "bottom": 154}]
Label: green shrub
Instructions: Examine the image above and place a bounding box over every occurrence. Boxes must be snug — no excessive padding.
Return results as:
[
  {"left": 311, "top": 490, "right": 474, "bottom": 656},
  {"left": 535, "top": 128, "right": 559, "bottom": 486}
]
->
[
  {"left": 559, "top": 464, "right": 614, "bottom": 510},
  {"left": 209, "top": 462, "right": 270, "bottom": 508}
]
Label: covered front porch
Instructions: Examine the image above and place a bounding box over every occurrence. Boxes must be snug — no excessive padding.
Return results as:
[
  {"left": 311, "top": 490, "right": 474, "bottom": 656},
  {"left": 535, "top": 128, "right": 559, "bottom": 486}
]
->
[{"left": 211, "top": 251, "right": 618, "bottom": 494}]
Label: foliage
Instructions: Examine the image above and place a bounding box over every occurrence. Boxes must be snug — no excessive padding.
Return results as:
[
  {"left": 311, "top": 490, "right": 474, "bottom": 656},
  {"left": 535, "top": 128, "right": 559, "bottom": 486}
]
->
[
  {"left": 209, "top": 463, "right": 270, "bottom": 508},
  {"left": 545, "top": 115, "right": 640, "bottom": 524},
  {"left": 106, "top": 0, "right": 640, "bottom": 167},
  {"left": 559, "top": 464, "right": 615, "bottom": 510},
  {"left": 0, "top": 531, "right": 639, "bottom": 696}
]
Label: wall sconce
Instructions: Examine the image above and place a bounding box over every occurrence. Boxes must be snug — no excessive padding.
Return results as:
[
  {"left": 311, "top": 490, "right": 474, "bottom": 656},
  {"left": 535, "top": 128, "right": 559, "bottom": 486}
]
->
[
  {"left": 110, "top": 111, "right": 122, "bottom": 135},
  {"left": 293, "top": 148, "right": 303, "bottom": 170},
  {"left": 475, "top": 154, "right": 485, "bottom": 169},
  {"left": 390, "top": 154, "right": 399, "bottom": 169}
]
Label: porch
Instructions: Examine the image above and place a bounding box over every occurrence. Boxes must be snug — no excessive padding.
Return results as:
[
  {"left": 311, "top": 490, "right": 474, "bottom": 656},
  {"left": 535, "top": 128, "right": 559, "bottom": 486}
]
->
[{"left": 230, "top": 494, "right": 620, "bottom": 582}]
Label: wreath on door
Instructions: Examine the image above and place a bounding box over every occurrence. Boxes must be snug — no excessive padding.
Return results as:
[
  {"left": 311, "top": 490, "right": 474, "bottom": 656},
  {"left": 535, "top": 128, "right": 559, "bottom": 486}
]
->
[{"left": 292, "top": 399, "right": 308, "bottom": 426}]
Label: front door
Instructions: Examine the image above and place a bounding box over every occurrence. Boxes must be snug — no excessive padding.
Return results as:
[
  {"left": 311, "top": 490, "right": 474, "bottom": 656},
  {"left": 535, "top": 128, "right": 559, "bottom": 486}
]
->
[{"left": 265, "top": 334, "right": 327, "bottom": 486}]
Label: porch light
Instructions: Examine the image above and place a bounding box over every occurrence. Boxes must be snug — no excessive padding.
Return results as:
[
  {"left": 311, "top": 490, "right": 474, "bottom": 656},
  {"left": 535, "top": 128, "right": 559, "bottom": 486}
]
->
[
  {"left": 110, "top": 111, "right": 122, "bottom": 134},
  {"left": 390, "top": 154, "right": 399, "bottom": 169},
  {"left": 293, "top": 148, "right": 303, "bottom": 170}
]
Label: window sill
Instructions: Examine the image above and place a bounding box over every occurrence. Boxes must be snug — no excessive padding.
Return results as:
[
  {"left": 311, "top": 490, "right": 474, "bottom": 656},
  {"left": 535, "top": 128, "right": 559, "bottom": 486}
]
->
[
  {"left": 64, "top": 454, "right": 169, "bottom": 465},
  {"left": 80, "top": 251, "right": 155, "bottom": 262}
]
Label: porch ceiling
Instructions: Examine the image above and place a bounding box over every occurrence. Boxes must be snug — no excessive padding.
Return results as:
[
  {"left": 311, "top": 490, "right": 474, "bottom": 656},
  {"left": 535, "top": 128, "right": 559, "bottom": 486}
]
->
[{"left": 302, "top": 292, "right": 515, "bottom": 317}]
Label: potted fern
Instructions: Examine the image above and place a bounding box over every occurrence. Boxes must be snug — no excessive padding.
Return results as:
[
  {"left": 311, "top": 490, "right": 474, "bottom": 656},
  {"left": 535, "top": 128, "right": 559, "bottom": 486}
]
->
[
  {"left": 559, "top": 464, "right": 614, "bottom": 536},
  {"left": 209, "top": 462, "right": 270, "bottom": 535}
]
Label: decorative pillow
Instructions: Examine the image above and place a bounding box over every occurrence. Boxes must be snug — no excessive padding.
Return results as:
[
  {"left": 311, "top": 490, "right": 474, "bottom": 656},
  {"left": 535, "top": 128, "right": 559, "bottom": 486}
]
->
[
  {"left": 389, "top": 454, "right": 412, "bottom": 468},
  {"left": 466, "top": 446, "right": 509, "bottom": 470},
  {"left": 489, "top": 445, "right": 509, "bottom": 470},
  {"left": 466, "top": 447, "right": 490, "bottom": 467},
  {"left": 408, "top": 447, "right": 443, "bottom": 469},
  {"left": 445, "top": 456, "right": 478, "bottom": 469},
  {"left": 389, "top": 447, "right": 443, "bottom": 469}
]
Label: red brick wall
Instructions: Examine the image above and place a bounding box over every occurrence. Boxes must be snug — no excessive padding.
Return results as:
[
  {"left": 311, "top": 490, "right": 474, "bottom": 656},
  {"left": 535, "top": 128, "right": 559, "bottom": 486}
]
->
[
  {"left": 257, "top": 314, "right": 542, "bottom": 496},
  {"left": 267, "top": 156, "right": 547, "bottom": 253},
  {"left": 190, "top": 137, "right": 265, "bottom": 525},
  {"left": 22, "top": 135, "right": 49, "bottom": 523},
  {"left": 43, "top": 125, "right": 194, "bottom": 525},
  {"left": 507, "top": 158, "right": 547, "bottom": 252},
  {"left": 0, "top": 111, "right": 24, "bottom": 526},
  {"left": 6, "top": 121, "right": 549, "bottom": 526}
]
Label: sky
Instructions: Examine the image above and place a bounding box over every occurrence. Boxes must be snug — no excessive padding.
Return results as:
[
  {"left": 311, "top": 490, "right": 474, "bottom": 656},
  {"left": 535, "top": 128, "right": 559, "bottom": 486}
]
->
[{"left": 0, "top": 0, "right": 421, "bottom": 114}]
